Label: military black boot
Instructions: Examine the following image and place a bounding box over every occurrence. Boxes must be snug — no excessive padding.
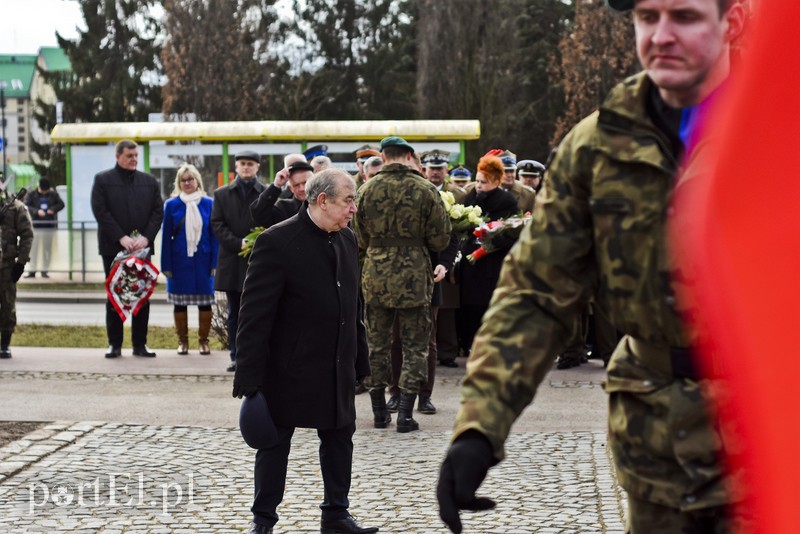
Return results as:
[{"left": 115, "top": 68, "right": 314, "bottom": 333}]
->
[
  {"left": 369, "top": 389, "right": 391, "bottom": 429},
  {"left": 396, "top": 393, "right": 419, "bottom": 433},
  {"left": 386, "top": 392, "right": 400, "bottom": 413},
  {"left": 0, "top": 332, "right": 12, "bottom": 359}
]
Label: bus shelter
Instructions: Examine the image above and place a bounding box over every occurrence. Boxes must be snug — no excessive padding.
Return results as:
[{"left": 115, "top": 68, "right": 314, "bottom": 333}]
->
[{"left": 49, "top": 120, "right": 481, "bottom": 280}]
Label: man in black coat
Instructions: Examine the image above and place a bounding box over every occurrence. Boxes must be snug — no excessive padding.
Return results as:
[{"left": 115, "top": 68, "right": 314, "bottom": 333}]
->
[
  {"left": 210, "top": 150, "right": 266, "bottom": 372},
  {"left": 90, "top": 140, "right": 163, "bottom": 359},
  {"left": 249, "top": 160, "right": 312, "bottom": 228},
  {"left": 233, "top": 168, "right": 378, "bottom": 534}
]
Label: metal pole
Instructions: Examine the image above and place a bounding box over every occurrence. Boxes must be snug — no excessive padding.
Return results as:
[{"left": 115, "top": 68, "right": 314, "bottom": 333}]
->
[
  {"left": 66, "top": 144, "right": 74, "bottom": 280},
  {"left": 0, "top": 86, "right": 6, "bottom": 181}
]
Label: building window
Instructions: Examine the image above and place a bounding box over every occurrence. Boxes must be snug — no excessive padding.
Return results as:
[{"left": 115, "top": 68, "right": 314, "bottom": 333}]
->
[{"left": 18, "top": 136, "right": 26, "bottom": 145}]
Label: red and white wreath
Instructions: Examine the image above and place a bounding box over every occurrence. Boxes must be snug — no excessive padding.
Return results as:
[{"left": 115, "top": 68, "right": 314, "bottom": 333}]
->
[{"left": 105, "top": 249, "right": 160, "bottom": 322}]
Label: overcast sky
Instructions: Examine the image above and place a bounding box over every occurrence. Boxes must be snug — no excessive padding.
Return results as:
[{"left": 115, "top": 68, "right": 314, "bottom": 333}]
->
[{"left": 0, "top": 0, "right": 84, "bottom": 55}]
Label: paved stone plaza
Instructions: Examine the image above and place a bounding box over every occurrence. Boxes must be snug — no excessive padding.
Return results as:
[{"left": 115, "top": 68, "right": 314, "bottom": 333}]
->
[{"left": 0, "top": 348, "right": 626, "bottom": 533}]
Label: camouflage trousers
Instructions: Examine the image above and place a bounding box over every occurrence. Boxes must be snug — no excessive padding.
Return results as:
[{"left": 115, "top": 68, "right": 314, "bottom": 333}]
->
[
  {"left": 365, "top": 303, "right": 430, "bottom": 394},
  {"left": 0, "top": 265, "right": 17, "bottom": 334},
  {"left": 626, "top": 496, "right": 756, "bottom": 534}
]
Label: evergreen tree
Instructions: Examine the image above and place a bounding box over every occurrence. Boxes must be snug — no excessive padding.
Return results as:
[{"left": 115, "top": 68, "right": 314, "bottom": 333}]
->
[{"left": 56, "top": 0, "right": 163, "bottom": 123}]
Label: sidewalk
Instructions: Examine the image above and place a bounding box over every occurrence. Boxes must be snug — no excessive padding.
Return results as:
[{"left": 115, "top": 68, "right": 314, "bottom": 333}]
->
[{"left": 0, "top": 347, "right": 626, "bottom": 533}]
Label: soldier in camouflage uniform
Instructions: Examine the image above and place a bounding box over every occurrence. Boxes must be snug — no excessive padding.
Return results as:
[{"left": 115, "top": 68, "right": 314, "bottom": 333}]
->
[
  {"left": 353, "top": 136, "right": 451, "bottom": 433},
  {"left": 437, "top": 0, "right": 749, "bottom": 532},
  {"left": 0, "top": 187, "right": 34, "bottom": 359}
]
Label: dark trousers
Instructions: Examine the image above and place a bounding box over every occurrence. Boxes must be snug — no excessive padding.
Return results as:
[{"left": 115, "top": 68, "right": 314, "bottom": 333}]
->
[
  {"left": 436, "top": 308, "right": 459, "bottom": 362},
  {"left": 226, "top": 290, "right": 241, "bottom": 362},
  {"left": 388, "top": 306, "right": 437, "bottom": 398},
  {"left": 252, "top": 422, "right": 355, "bottom": 528},
  {"left": 102, "top": 255, "right": 150, "bottom": 348}
]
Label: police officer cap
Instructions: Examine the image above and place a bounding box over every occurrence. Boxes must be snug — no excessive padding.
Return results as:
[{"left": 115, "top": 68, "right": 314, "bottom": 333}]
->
[
  {"left": 288, "top": 161, "right": 314, "bottom": 174},
  {"left": 235, "top": 150, "right": 260, "bottom": 163},
  {"left": 499, "top": 150, "right": 517, "bottom": 170},
  {"left": 517, "top": 160, "right": 546, "bottom": 176},
  {"left": 239, "top": 391, "right": 278, "bottom": 450},
  {"left": 303, "top": 144, "right": 328, "bottom": 160},
  {"left": 449, "top": 165, "right": 472, "bottom": 179},
  {"left": 420, "top": 150, "right": 451, "bottom": 168},
  {"left": 605, "top": 0, "right": 634, "bottom": 11},
  {"left": 354, "top": 144, "right": 380, "bottom": 161},
  {"left": 380, "top": 136, "right": 415, "bottom": 153}
]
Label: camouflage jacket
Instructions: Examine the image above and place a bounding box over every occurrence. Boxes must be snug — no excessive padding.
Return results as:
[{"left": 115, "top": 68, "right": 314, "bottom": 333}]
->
[
  {"left": 353, "top": 163, "right": 451, "bottom": 308},
  {"left": 0, "top": 199, "right": 34, "bottom": 266},
  {"left": 454, "top": 72, "right": 732, "bottom": 510}
]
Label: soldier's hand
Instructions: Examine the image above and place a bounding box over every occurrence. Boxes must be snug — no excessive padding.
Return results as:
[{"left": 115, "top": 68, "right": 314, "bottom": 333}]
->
[
  {"left": 12, "top": 263, "right": 25, "bottom": 282},
  {"left": 232, "top": 385, "right": 259, "bottom": 399},
  {"left": 437, "top": 431, "right": 497, "bottom": 533}
]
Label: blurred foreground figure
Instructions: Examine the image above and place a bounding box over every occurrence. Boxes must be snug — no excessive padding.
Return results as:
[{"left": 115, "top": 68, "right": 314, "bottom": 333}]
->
[{"left": 437, "top": 1, "right": 751, "bottom": 533}]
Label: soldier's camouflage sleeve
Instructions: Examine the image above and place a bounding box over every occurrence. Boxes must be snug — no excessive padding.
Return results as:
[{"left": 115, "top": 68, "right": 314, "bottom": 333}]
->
[
  {"left": 425, "top": 186, "right": 451, "bottom": 253},
  {"left": 452, "top": 121, "right": 599, "bottom": 460},
  {"left": 14, "top": 201, "right": 33, "bottom": 264}
]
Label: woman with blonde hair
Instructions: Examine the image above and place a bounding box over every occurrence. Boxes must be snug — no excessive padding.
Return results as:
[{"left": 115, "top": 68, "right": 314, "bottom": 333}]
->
[
  {"left": 458, "top": 153, "right": 519, "bottom": 356},
  {"left": 161, "top": 163, "right": 219, "bottom": 355}
]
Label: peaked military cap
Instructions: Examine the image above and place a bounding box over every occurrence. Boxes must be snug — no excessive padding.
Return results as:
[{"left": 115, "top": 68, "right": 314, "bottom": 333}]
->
[
  {"left": 420, "top": 150, "right": 451, "bottom": 168},
  {"left": 517, "top": 160, "right": 546, "bottom": 176},
  {"left": 380, "top": 136, "right": 415, "bottom": 153},
  {"left": 235, "top": 150, "right": 260, "bottom": 163},
  {"left": 606, "top": 0, "right": 633, "bottom": 11},
  {"left": 354, "top": 144, "right": 380, "bottom": 161},
  {"left": 449, "top": 165, "right": 472, "bottom": 182},
  {"left": 499, "top": 150, "right": 517, "bottom": 170},
  {"left": 303, "top": 144, "right": 328, "bottom": 160}
]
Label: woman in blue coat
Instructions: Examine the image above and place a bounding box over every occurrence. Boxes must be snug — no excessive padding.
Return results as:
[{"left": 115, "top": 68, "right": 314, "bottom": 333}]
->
[{"left": 161, "top": 163, "right": 219, "bottom": 355}]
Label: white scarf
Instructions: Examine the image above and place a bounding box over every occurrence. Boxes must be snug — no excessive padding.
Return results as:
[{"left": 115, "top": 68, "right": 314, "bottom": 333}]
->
[{"left": 179, "top": 191, "right": 204, "bottom": 257}]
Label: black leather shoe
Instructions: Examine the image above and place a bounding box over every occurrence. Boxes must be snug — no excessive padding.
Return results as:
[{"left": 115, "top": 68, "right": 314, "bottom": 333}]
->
[
  {"left": 226, "top": 361, "right": 237, "bottom": 372},
  {"left": 385, "top": 393, "right": 400, "bottom": 413},
  {"left": 24, "top": 272, "right": 35, "bottom": 278},
  {"left": 438, "top": 358, "right": 458, "bottom": 368},
  {"left": 0, "top": 348, "right": 11, "bottom": 359},
  {"left": 417, "top": 395, "right": 436, "bottom": 414},
  {"left": 245, "top": 523, "right": 273, "bottom": 534},
  {"left": 105, "top": 345, "right": 122, "bottom": 358},
  {"left": 132, "top": 345, "right": 156, "bottom": 357},
  {"left": 320, "top": 515, "right": 378, "bottom": 534},
  {"left": 41, "top": 272, "right": 50, "bottom": 278}
]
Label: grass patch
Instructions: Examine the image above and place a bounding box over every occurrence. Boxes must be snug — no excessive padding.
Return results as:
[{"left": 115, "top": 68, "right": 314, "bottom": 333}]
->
[{"left": 15, "top": 323, "right": 226, "bottom": 351}]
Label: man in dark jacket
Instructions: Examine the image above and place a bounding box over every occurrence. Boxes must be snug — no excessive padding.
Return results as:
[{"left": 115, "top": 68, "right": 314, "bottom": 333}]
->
[
  {"left": 24, "top": 177, "right": 64, "bottom": 278},
  {"left": 233, "top": 168, "right": 378, "bottom": 534},
  {"left": 249, "top": 160, "right": 311, "bottom": 228},
  {"left": 90, "top": 140, "right": 163, "bottom": 359},
  {"left": 210, "top": 151, "right": 265, "bottom": 372}
]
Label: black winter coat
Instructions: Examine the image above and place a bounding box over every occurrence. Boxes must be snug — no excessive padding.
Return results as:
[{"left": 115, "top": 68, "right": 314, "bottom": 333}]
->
[
  {"left": 233, "top": 207, "right": 370, "bottom": 430},
  {"left": 90, "top": 165, "right": 163, "bottom": 256},
  {"left": 459, "top": 187, "right": 518, "bottom": 309},
  {"left": 25, "top": 189, "right": 65, "bottom": 228},
  {"left": 250, "top": 184, "right": 302, "bottom": 228},
  {"left": 210, "top": 177, "right": 265, "bottom": 292}
]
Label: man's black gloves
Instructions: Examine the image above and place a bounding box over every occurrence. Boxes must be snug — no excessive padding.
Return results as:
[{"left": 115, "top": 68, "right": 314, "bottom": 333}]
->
[
  {"left": 437, "top": 431, "right": 497, "bottom": 533},
  {"left": 12, "top": 263, "right": 24, "bottom": 282},
  {"left": 232, "top": 385, "right": 259, "bottom": 398}
]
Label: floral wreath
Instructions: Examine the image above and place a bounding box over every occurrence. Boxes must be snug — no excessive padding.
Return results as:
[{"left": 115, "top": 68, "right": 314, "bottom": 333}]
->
[{"left": 105, "top": 248, "right": 160, "bottom": 322}]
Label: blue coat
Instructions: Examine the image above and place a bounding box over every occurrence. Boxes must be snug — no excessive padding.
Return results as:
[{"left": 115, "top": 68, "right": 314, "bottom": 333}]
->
[{"left": 161, "top": 196, "right": 219, "bottom": 295}]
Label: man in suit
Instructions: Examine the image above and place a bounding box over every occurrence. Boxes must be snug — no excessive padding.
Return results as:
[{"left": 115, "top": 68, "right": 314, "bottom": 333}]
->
[
  {"left": 233, "top": 168, "right": 378, "bottom": 534},
  {"left": 250, "top": 161, "right": 312, "bottom": 228},
  {"left": 210, "top": 151, "right": 265, "bottom": 372},
  {"left": 90, "top": 139, "right": 163, "bottom": 359}
]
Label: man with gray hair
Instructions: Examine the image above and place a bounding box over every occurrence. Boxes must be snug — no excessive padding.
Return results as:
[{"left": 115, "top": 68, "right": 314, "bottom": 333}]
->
[
  {"left": 233, "top": 168, "right": 377, "bottom": 534},
  {"left": 362, "top": 156, "right": 383, "bottom": 181},
  {"left": 310, "top": 155, "right": 333, "bottom": 172}
]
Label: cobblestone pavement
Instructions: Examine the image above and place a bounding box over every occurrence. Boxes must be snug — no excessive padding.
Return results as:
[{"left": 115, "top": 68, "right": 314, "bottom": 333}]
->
[
  {"left": 0, "top": 421, "right": 626, "bottom": 533},
  {"left": 0, "top": 348, "right": 627, "bottom": 533}
]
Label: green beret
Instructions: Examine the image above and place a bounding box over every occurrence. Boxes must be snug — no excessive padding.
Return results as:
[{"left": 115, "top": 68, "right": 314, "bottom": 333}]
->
[{"left": 380, "top": 136, "right": 415, "bottom": 153}]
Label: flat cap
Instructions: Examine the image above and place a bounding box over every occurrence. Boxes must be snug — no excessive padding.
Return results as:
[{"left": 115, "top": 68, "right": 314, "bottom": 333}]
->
[
  {"left": 239, "top": 391, "right": 278, "bottom": 450},
  {"left": 420, "top": 150, "right": 451, "bottom": 168},
  {"left": 380, "top": 136, "right": 415, "bottom": 153},
  {"left": 235, "top": 150, "right": 260, "bottom": 163},
  {"left": 606, "top": 0, "right": 634, "bottom": 11},
  {"left": 288, "top": 161, "right": 314, "bottom": 174}
]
